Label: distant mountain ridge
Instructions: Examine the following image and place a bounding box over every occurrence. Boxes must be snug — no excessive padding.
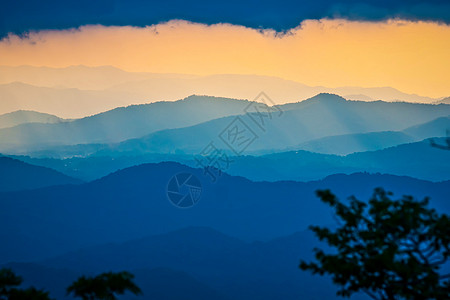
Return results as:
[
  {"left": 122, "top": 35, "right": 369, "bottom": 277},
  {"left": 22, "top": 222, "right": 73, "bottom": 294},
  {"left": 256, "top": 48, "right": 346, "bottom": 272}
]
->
[
  {"left": 0, "top": 65, "right": 440, "bottom": 117},
  {"left": 435, "top": 97, "right": 450, "bottom": 104},
  {"left": 16, "top": 137, "right": 450, "bottom": 183},
  {"left": 0, "top": 161, "right": 448, "bottom": 264},
  {"left": 1, "top": 92, "right": 448, "bottom": 154},
  {"left": 0, "top": 110, "right": 64, "bottom": 129},
  {"left": 33, "top": 227, "right": 337, "bottom": 300},
  {"left": 0, "top": 95, "right": 253, "bottom": 153},
  {"left": 4, "top": 120, "right": 450, "bottom": 182},
  {"left": 0, "top": 82, "right": 148, "bottom": 118},
  {"left": 226, "top": 138, "right": 450, "bottom": 182},
  {"left": 1, "top": 226, "right": 358, "bottom": 300},
  {"left": 13, "top": 113, "right": 449, "bottom": 158},
  {"left": 76, "top": 94, "right": 450, "bottom": 156},
  {"left": 279, "top": 115, "right": 450, "bottom": 155},
  {"left": 0, "top": 65, "right": 196, "bottom": 90},
  {"left": 2, "top": 261, "right": 228, "bottom": 300},
  {"left": 0, "top": 156, "right": 82, "bottom": 192}
]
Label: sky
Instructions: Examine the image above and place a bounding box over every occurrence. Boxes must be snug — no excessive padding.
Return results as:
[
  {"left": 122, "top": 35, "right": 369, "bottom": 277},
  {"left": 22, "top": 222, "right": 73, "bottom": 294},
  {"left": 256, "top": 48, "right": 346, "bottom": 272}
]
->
[
  {"left": 0, "top": 0, "right": 449, "bottom": 99},
  {"left": 1, "top": 0, "right": 450, "bottom": 35}
]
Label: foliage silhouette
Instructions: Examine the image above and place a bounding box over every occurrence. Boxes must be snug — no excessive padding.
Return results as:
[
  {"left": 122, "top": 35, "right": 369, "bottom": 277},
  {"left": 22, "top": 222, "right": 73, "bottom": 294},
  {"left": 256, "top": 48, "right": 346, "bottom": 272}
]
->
[
  {"left": 67, "top": 271, "right": 142, "bottom": 300},
  {"left": 0, "top": 268, "right": 53, "bottom": 300},
  {"left": 8, "top": 287, "right": 53, "bottom": 300},
  {"left": 300, "top": 188, "right": 450, "bottom": 300}
]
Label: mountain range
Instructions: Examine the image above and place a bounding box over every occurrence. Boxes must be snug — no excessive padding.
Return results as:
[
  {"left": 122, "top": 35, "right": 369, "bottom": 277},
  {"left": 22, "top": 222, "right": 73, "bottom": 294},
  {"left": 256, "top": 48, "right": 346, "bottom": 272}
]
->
[
  {"left": 1, "top": 73, "right": 449, "bottom": 300},
  {"left": 2, "top": 226, "right": 365, "bottom": 300},
  {"left": 1, "top": 161, "right": 449, "bottom": 264},
  {"left": 6, "top": 136, "right": 450, "bottom": 183},
  {"left": 0, "top": 110, "right": 64, "bottom": 129},
  {"left": 0, "top": 65, "right": 444, "bottom": 118},
  {"left": 1, "top": 160, "right": 449, "bottom": 299},
  {"left": 89, "top": 101, "right": 450, "bottom": 157},
  {"left": 2, "top": 95, "right": 448, "bottom": 183},
  {"left": 1, "top": 93, "right": 449, "bottom": 155},
  {"left": 0, "top": 156, "right": 81, "bottom": 192},
  {"left": 0, "top": 95, "right": 253, "bottom": 153},
  {"left": 0, "top": 82, "right": 146, "bottom": 118}
]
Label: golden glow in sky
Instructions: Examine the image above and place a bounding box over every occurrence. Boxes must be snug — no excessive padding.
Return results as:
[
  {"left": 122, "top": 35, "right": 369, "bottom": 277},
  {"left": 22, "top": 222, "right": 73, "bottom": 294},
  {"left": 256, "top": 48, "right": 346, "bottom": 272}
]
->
[{"left": 1, "top": 19, "right": 449, "bottom": 98}]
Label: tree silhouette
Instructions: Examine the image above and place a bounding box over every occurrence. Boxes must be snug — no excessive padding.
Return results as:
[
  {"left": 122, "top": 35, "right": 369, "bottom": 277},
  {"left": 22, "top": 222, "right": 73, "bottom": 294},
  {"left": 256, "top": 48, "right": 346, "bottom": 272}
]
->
[
  {"left": 0, "top": 268, "right": 21, "bottom": 299},
  {"left": 0, "top": 268, "right": 53, "bottom": 300},
  {"left": 300, "top": 188, "right": 450, "bottom": 300},
  {"left": 8, "top": 287, "right": 53, "bottom": 300},
  {"left": 67, "top": 271, "right": 142, "bottom": 300}
]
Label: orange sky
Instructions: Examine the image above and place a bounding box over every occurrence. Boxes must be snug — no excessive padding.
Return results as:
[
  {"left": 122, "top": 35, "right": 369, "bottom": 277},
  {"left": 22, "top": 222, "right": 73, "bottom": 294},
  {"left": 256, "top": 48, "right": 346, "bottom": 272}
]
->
[{"left": 0, "top": 19, "right": 449, "bottom": 98}]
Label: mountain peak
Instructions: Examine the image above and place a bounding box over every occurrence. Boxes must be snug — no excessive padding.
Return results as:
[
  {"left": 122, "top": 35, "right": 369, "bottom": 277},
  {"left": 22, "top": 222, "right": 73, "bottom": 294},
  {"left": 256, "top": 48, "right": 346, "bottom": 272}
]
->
[
  {"left": 308, "top": 93, "right": 347, "bottom": 102},
  {"left": 181, "top": 94, "right": 250, "bottom": 104},
  {"left": 183, "top": 94, "right": 229, "bottom": 101}
]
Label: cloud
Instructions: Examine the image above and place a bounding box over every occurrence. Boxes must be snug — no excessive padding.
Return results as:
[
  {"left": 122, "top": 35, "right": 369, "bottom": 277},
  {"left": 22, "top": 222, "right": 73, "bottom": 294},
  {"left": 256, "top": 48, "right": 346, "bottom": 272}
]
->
[
  {"left": 1, "top": 0, "right": 450, "bottom": 37},
  {"left": 0, "top": 19, "right": 449, "bottom": 98}
]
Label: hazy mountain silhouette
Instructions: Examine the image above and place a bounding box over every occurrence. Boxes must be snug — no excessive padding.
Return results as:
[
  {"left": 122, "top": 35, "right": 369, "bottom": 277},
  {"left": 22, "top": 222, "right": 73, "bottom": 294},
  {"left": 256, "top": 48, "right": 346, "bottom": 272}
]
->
[
  {"left": 36, "top": 227, "right": 341, "bottom": 300},
  {"left": 286, "top": 131, "right": 414, "bottom": 155},
  {"left": 0, "top": 95, "right": 253, "bottom": 153},
  {"left": 1, "top": 262, "right": 227, "bottom": 300},
  {"left": 109, "top": 73, "right": 437, "bottom": 105},
  {"left": 5, "top": 113, "right": 449, "bottom": 160},
  {"left": 1, "top": 227, "right": 370, "bottom": 300},
  {"left": 7, "top": 136, "right": 450, "bottom": 182},
  {"left": 276, "top": 115, "right": 449, "bottom": 155},
  {"left": 0, "top": 110, "right": 64, "bottom": 129},
  {"left": 62, "top": 94, "right": 450, "bottom": 157},
  {"left": 0, "top": 66, "right": 438, "bottom": 118},
  {"left": 226, "top": 138, "right": 450, "bottom": 182},
  {"left": 0, "top": 162, "right": 448, "bottom": 264},
  {"left": 403, "top": 115, "right": 450, "bottom": 139},
  {"left": 0, "top": 156, "right": 82, "bottom": 192},
  {"left": 0, "top": 82, "right": 149, "bottom": 118},
  {"left": 2, "top": 93, "right": 449, "bottom": 155},
  {"left": 0, "top": 65, "right": 193, "bottom": 90},
  {"left": 435, "top": 97, "right": 450, "bottom": 104}
]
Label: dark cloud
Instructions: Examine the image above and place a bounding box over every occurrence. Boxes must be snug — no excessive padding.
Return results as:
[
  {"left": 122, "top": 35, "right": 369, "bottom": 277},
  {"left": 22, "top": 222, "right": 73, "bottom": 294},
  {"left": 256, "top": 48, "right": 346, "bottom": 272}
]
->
[{"left": 1, "top": 0, "right": 449, "bottom": 37}]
